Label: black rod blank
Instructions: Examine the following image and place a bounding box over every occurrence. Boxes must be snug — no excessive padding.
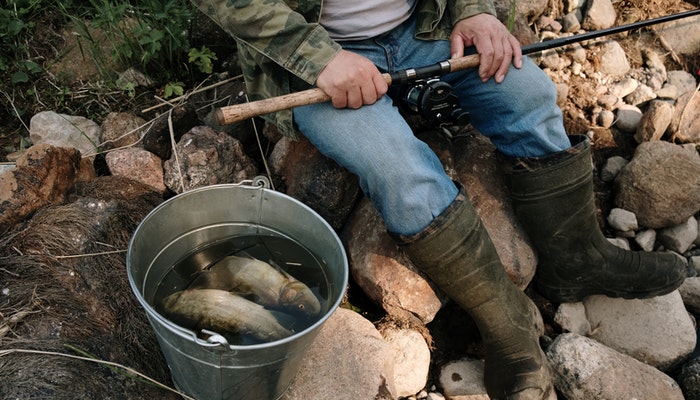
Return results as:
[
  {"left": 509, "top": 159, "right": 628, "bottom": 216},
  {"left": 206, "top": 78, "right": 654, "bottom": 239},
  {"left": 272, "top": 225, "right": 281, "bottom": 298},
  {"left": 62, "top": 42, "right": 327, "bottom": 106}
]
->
[
  {"left": 522, "top": 8, "right": 700, "bottom": 55},
  {"left": 388, "top": 8, "right": 700, "bottom": 85}
]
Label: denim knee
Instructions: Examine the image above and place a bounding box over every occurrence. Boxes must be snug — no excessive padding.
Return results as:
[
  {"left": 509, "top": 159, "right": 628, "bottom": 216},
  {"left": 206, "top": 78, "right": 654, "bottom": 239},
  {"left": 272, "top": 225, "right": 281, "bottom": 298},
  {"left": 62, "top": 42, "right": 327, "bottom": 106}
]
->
[
  {"left": 449, "top": 58, "right": 571, "bottom": 157},
  {"left": 294, "top": 98, "right": 458, "bottom": 235}
]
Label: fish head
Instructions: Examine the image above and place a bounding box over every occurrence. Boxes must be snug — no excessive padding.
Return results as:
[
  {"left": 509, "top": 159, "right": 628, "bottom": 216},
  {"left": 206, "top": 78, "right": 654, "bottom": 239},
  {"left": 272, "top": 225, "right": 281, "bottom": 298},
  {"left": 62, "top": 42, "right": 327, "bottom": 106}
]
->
[{"left": 280, "top": 282, "right": 322, "bottom": 318}]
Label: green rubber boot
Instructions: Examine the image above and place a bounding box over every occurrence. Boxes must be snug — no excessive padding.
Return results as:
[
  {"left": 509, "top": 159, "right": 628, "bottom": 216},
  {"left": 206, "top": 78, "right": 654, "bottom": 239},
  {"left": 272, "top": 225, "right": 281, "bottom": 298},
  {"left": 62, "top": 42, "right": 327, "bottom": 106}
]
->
[
  {"left": 395, "top": 187, "right": 553, "bottom": 400},
  {"left": 508, "top": 135, "right": 686, "bottom": 303}
]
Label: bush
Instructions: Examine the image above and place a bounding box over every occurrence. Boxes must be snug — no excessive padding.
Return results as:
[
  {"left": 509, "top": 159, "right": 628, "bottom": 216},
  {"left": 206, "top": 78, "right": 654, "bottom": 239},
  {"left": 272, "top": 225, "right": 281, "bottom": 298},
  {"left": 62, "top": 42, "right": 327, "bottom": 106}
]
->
[{"left": 1, "top": 0, "right": 214, "bottom": 92}]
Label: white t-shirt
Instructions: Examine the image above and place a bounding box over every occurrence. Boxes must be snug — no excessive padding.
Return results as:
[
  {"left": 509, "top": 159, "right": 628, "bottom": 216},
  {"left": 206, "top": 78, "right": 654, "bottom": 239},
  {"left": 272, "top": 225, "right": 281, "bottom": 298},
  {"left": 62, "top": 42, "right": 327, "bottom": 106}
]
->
[{"left": 320, "top": 0, "right": 418, "bottom": 41}]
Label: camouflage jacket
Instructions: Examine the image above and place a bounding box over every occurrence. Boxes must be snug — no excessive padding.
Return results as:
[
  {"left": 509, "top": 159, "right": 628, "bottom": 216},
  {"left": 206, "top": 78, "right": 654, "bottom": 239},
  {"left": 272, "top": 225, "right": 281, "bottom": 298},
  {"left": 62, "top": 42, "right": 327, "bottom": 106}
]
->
[{"left": 192, "top": 0, "right": 496, "bottom": 138}]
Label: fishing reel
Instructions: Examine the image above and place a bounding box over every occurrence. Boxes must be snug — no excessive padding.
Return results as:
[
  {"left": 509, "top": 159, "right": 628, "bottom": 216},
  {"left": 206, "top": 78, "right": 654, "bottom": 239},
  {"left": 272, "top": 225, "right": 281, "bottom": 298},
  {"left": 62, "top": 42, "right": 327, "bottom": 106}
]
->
[{"left": 397, "top": 77, "right": 470, "bottom": 126}]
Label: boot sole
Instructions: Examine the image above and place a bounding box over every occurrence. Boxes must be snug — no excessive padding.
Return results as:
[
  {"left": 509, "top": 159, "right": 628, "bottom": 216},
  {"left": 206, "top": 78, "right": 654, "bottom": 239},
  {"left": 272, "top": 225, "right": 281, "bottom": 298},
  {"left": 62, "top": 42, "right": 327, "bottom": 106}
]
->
[{"left": 537, "top": 273, "right": 686, "bottom": 303}]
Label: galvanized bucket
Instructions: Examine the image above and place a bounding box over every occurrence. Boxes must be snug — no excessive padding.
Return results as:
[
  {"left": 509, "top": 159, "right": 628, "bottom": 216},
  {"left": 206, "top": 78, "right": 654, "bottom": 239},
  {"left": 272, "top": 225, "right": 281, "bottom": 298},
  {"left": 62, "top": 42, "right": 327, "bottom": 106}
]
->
[{"left": 127, "top": 181, "right": 348, "bottom": 400}]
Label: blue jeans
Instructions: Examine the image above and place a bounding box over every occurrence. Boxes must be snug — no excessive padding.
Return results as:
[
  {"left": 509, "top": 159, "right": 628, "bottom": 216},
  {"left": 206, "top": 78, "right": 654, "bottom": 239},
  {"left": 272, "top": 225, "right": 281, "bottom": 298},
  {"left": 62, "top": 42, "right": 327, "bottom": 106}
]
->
[{"left": 294, "top": 16, "right": 570, "bottom": 236}]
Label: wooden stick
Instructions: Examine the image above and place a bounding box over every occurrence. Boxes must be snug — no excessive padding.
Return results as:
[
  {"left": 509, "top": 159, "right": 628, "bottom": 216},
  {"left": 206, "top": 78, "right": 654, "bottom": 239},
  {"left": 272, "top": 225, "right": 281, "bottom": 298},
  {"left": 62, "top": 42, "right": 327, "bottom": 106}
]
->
[
  {"left": 215, "top": 83, "right": 337, "bottom": 125},
  {"left": 215, "top": 54, "right": 481, "bottom": 125}
]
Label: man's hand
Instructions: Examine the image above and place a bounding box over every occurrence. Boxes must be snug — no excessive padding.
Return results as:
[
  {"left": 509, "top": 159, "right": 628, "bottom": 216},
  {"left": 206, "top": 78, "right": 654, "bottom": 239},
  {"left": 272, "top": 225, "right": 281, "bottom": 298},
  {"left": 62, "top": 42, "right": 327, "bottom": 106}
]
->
[
  {"left": 316, "top": 50, "right": 388, "bottom": 109},
  {"left": 450, "top": 13, "right": 522, "bottom": 83}
]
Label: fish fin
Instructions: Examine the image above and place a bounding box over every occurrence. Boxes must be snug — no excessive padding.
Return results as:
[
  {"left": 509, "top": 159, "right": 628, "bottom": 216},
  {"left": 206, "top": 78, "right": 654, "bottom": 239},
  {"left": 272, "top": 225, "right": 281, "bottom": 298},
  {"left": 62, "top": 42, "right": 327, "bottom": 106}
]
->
[
  {"left": 278, "top": 284, "right": 300, "bottom": 304},
  {"left": 267, "top": 259, "right": 297, "bottom": 280}
]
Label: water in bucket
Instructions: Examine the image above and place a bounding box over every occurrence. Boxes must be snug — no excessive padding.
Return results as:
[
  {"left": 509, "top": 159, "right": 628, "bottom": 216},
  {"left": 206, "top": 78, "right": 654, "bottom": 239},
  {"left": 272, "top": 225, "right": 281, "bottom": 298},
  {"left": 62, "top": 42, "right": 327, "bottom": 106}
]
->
[{"left": 151, "top": 234, "right": 331, "bottom": 346}]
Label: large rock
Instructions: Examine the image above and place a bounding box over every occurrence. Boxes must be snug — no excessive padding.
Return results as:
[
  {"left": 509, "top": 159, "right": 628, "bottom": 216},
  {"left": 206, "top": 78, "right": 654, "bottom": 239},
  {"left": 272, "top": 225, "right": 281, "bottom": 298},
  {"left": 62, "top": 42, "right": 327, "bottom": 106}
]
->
[
  {"left": 269, "top": 136, "right": 361, "bottom": 230},
  {"left": 614, "top": 141, "right": 700, "bottom": 229},
  {"left": 666, "top": 70, "right": 699, "bottom": 98},
  {"left": 678, "top": 354, "right": 700, "bottom": 399},
  {"left": 282, "top": 307, "right": 397, "bottom": 400},
  {"left": 615, "top": 104, "right": 643, "bottom": 133},
  {"left": 163, "top": 125, "right": 258, "bottom": 193},
  {"left": 29, "top": 111, "right": 102, "bottom": 157},
  {"left": 106, "top": 147, "right": 166, "bottom": 193},
  {"left": 657, "top": 216, "right": 699, "bottom": 254},
  {"left": 657, "top": 14, "right": 700, "bottom": 56},
  {"left": 0, "top": 144, "right": 84, "bottom": 231},
  {"left": 581, "top": 0, "right": 616, "bottom": 30},
  {"left": 679, "top": 276, "right": 700, "bottom": 314},
  {"left": 634, "top": 100, "right": 674, "bottom": 143},
  {"left": 452, "top": 132, "right": 537, "bottom": 289},
  {"left": 669, "top": 91, "right": 700, "bottom": 143},
  {"left": 343, "top": 197, "right": 446, "bottom": 324},
  {"left": 581, "top": 292, "right": 696, "bottom": 371},
  {"left": 596, "top": 40, "right": 631, "bottom": 76},
  {"left": 100, "top": 111, "right": 147, "bottom": 151},
  {"left": 381, "top": 327, "right": 431, "bottom": 398},
  {"left": 547, "top": 333, "right": 685, "bottom": 400}
]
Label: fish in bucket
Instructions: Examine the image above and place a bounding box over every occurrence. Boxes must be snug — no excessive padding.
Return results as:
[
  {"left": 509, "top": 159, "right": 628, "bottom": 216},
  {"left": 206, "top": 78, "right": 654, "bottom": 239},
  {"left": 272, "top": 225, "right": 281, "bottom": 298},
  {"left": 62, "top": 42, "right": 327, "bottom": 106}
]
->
[{"left": 127, "top": 179, "right": 348, "bottom": 400}]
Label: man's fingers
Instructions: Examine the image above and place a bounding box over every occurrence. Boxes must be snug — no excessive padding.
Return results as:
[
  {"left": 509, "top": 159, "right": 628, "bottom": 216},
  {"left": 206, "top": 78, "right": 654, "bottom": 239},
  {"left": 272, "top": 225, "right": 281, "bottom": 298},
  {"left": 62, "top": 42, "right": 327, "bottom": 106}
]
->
[
  {"left": 489, "top": 38, "right": 507, "bottom": 82},
  {"left": 450, "top": 36, "right": 466, "bottom": 59},
  {"left": 346, "top": 88, "right": 364, "bottom": 109},
  {"left": 317, "top": 49, "right": 387, "bottom": 109},
  {"left": 451, "top": 14, "right": 524, "bottom": 83},
  {"left": 494, "top": 37, "right": 513, "bottom": 83},
  {"left": 330, "top": 90, "right": 348, "bottom": 109},
  {"left": 510, "top": 35, "right": 523, "bottom": 69},
  {"left": 372, "top": 73, "right": 389, "bottom": 98},
  {"left": 476, "top": 40, "right": 495, "bottom": 82}
]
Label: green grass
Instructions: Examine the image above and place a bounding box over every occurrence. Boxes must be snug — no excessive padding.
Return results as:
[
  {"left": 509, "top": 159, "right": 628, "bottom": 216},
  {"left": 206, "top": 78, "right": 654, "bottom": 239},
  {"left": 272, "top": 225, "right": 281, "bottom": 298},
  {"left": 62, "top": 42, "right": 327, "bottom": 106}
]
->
[
  {"left": 0, "top": 0, "right": 217, "bottom": 155},
  {"left": 2, "top": 0, "right": 210, "bottom": 88}
]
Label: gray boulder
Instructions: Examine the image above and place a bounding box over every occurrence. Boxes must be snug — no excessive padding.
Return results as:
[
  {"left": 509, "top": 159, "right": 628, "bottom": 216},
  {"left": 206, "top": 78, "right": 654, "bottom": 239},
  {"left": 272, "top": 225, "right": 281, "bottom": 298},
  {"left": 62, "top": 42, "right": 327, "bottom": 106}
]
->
[{"left": 614, "top": 141, "right": 700, "bottom": 228}]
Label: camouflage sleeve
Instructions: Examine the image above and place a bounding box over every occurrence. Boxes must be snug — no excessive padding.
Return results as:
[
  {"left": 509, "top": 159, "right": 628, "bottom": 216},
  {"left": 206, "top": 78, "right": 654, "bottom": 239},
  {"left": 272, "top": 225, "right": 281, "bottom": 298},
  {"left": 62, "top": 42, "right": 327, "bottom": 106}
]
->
[
  {"left": 448, "top": 0, "right": 497, "bottom": 23},
  {"left": 415, "top": 0, "right": 498, "bottom": 40},
  {"left": 190, "top": 0, "right": 340, "bottom": 85}
]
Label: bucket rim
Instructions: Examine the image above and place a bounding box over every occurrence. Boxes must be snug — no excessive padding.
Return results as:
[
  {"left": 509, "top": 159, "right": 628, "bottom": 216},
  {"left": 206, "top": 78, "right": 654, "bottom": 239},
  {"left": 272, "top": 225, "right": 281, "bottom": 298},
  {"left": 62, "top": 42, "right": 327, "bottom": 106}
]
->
[{"left": 126, "top": 183, "right": 349, "bottom": 351}]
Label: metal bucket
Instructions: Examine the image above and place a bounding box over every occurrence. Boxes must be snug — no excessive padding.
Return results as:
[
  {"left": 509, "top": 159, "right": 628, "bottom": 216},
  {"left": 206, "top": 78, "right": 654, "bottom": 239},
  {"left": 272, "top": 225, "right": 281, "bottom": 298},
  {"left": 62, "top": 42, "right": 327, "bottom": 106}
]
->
[{"left": 127, "top": 181, "right": 348, "bottom": 400}]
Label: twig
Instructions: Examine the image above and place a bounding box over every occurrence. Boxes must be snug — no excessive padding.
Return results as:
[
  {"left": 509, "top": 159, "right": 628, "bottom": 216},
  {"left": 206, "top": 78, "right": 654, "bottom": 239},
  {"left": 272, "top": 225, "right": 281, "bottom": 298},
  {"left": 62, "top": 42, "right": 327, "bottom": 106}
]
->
[
  {"left": 655, "top": 33, "right": 683, "bottom": 66},
  {"left": 0, "top": 89, "right": 30, "bottom": 134},
  {"left": 168, "top": 108, "right": 186, "bottom": 193},
  {"left": 53, "top": 249, "right": 126, "bottom": 260},
  {"left": 0, "top": 267, "right": 20, "bottom": 277},
  {"left": 0, "top": 309, "right": 36, "bottom": 339},
  {"left": 0, "top": 348, "right": 195, "bottom": 400},
  {"left": 141, "top": 75, "right": 242, "bottom": 114},
  {"left": 96, "top": 118, "right": 154, "bottom": 152},
  {"left": 198, "top": 95, "right": 232, "bottom": 110},
  {"left": 153, "top": 95, "right": 177, "bottom": 109},
  {"left": 248, "top": 94, "right": 275, "bottom": 191},
  {"left": 1, "top": 291, "right": 42, "bottom": 340}
]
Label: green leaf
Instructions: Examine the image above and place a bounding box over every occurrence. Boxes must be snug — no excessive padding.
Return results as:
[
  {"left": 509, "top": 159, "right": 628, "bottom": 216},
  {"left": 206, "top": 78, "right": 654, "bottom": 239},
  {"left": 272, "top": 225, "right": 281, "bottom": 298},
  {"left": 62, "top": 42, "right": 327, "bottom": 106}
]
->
[
  {"left": 188, "top": 46, "right": 218, "bottom": 74},
  {"left": 164, "top": 81, "right": 184, "bottom": 98},
  {"left": 11, "top": 71, "right": 29, "bottom": 84},
  {"left": 20, "top": 60, "right": 42, "bottom": 73}
]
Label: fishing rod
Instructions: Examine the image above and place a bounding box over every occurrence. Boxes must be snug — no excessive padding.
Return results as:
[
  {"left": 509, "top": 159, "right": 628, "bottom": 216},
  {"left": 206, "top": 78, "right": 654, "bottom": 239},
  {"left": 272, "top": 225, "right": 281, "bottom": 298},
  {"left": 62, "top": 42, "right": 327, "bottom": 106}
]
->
[{"left": 215, "top": 8, "right": 700, "bottom": 125}]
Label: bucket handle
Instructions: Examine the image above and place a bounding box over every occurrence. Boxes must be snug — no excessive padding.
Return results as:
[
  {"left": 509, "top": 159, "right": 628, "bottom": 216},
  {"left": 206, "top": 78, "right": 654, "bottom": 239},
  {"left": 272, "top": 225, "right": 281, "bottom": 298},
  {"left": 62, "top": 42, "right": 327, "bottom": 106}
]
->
[
  {"left": 197, "top": 329, "right": 233, "bottom": 352},
  {"left": 236, "top": 175, "right": 271, "bottom": 190}
]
